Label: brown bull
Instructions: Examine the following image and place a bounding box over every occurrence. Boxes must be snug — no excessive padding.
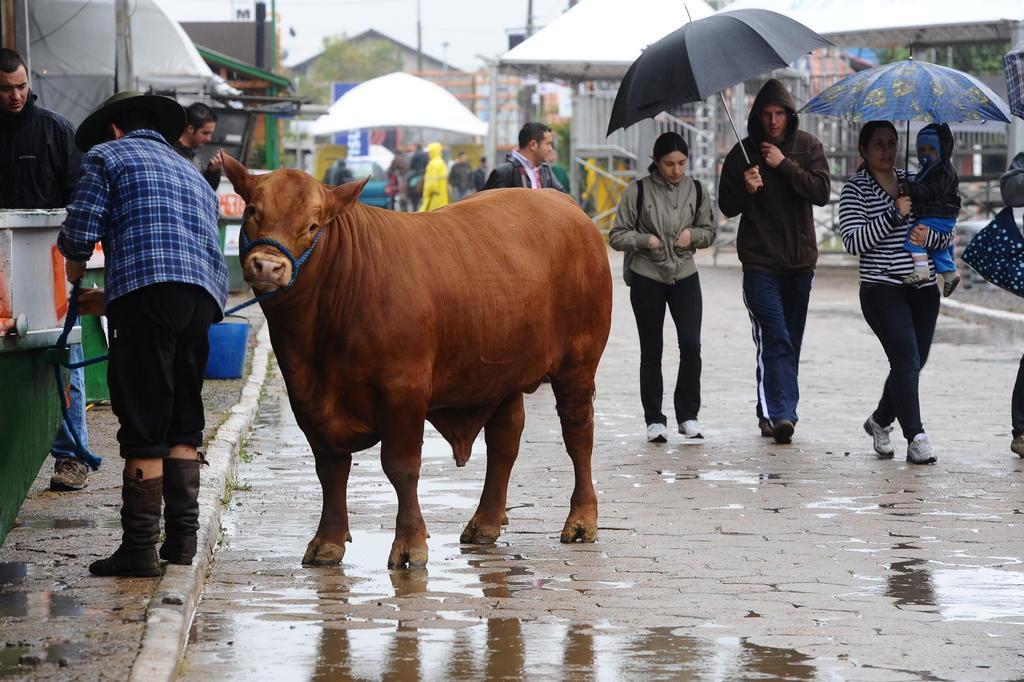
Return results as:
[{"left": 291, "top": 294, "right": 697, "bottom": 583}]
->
[{"left": 222, "top": 155, "right": 612, "bottom": 568}]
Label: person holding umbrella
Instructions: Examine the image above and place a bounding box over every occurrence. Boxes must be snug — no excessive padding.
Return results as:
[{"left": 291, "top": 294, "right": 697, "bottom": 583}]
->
[
  {"left": 609, "top": 132, "right": 716, "bottom": 443},
  {"left": 717, "top": 79, "right": 831, "bottom": 445},
  {"left": 838, "top": 121, "right": 952, "bottom": 465}
]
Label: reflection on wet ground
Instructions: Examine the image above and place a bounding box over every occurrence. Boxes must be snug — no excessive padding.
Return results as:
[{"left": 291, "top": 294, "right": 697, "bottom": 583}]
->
[
  {"left": 183, "top": 355, "right": 1024, "bottom": 680},
  {"left": 0, "top": 643, "right": 85, "bottom": 675}
]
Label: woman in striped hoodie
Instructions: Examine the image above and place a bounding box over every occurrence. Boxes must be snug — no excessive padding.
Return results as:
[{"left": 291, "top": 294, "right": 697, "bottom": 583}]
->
[{"left": 838, "top": 121, "right": 953, "bottom": 465}]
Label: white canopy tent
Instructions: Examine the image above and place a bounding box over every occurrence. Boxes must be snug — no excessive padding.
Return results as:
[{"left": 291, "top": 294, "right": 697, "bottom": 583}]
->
[
  {"left": 27, "top": 0, "right": 221, "bottom": 126},
  {"left": 311, "top": 72, "right": 487, "bottom": 138},
  {"left": 722, "top": 0, "right": 1024, "bottom": 48},
  {"left": 499, "top": 0, "right": 716, "bottom": 80}
]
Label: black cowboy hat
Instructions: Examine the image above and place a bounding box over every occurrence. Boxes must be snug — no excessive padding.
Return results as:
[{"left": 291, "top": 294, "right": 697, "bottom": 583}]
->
[{"left": 75, "top": 91, "right": 186, "bottom": 152}]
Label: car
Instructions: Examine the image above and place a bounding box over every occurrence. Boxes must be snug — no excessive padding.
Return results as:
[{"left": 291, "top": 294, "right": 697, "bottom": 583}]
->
[{"left": 344, "top": 158, "right": 391, "bottom": 209}]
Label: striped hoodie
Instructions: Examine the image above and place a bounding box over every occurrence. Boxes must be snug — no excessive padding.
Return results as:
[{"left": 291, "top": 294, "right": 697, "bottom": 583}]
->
[{"left": 838, "top": 168, "right": 953, "bottom": 286}]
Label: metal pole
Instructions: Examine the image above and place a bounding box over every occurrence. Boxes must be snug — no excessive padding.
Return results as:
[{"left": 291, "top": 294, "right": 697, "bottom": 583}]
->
[
  {"left": 265, "top": 0, "right": 280, "bottom": 169},
  {"left": 720, "top": 92, "right": 750, "bottom": 166},
  {"left": 486, "top": 59, "right": 499, "bottom": 172},
  {"left": 416, "top": 0, "right": 423, "bottom": 73},
  {"left": 115, "top": 0, "right": 133, "bottom": 92},
  {"left": 526, "top": 0, "right": 534, "bottom": 38}
]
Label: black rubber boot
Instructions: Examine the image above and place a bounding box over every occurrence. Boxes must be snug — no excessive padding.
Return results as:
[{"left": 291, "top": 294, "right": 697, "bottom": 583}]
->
[
  {"left": 159, "top": 457, "right": 202, "bottom": 565},
  {"left": 89, "top": 474, "right": 162, "bottom": 577}
]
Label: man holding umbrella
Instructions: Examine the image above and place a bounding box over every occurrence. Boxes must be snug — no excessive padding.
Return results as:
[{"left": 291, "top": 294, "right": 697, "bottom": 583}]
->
[{"left": 717, "top": 79, "right": 831, "bottom": 444}]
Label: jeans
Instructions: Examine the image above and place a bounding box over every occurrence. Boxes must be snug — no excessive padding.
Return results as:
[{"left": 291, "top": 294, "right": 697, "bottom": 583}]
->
[
  {"left": 51, "top": 343, "right": 88, "bottom": 459},
  {"left": 859, "top": 282, "right": 940, "bottom": 441},
  {"left": 629, "top": 272, "right": 702, "bottom": 426},
  {"left": 1012, "top": 353, "right": 1024, "bottom": 437},
  {"left": 742, "top": 271, "right": 814, "bottom": 425}
]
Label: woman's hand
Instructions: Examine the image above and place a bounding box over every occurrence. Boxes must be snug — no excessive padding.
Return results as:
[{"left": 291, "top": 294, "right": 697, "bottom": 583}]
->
[
  {"left": 675, "top": 229, "right": 693, "bottom": 249},
  {"left": 909, "top": 225, "right": 929, "bottom": 247},
  {"left": 648, "top": 235, "right": 663, "bottom": 250},
  {"left": 896, "top": 194, "right": 912, "bottom": 217}
]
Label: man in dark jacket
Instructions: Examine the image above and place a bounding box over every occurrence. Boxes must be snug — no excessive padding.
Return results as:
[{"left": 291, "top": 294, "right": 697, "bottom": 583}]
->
[
  {"left": 0, "top": 48, "right": 93, "bottom": 491},
  {"left": 483, "top": 121, "right": 565, "bottom": 192},
  {"left": 717, "top": 79, "right": 831, "bottom": 445},
  {"left": 173, "top": 102, "right": 222, "bottom": 191}
]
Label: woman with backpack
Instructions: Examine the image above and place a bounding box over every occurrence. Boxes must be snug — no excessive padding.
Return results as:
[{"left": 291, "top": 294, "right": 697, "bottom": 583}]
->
[{"left": 609, "top": 132, "right": 716, "bottom": 443}]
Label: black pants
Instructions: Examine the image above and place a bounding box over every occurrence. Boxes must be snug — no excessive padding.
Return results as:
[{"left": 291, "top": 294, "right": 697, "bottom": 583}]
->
[
  {"left": 859, "top": 282, "right": 939, "bottom": 441},
  {"left": 106, "top": 283, "right": 219, "bottom": 459},
  {"left": 1012, "top": 354, "right": 1024, "bottom": 437},
  {"left": 629, "top": 272, "right": 702, "bottom": 426}
]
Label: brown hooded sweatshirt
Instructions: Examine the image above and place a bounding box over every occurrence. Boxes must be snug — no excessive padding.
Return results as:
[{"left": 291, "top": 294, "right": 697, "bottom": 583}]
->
[{"left": 717, "top": 79, "right": 831, "bottom": 275}]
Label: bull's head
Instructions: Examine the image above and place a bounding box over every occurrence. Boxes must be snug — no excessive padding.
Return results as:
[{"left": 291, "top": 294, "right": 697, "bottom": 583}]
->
[{"left": 222, "top": 153, "right": 368, "bottom": 292}]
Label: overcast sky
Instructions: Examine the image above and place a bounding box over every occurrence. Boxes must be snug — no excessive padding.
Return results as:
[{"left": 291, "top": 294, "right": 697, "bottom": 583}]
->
[{"left": 164, "top": 0, "right": 572, "bottom": 71}]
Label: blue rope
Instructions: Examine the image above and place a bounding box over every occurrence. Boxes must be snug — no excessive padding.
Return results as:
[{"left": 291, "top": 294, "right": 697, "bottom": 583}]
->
[
  {"left": 51, "top": 281, "right": 102, "bottom": 471},
  {"left": 224, "top": 225, "right": 324, "bottom": 316}
]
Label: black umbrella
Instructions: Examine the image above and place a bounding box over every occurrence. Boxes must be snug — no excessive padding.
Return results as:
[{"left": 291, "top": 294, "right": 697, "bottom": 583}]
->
[{"left": 607, "top": 8, "right": 832, "bottom": 164}]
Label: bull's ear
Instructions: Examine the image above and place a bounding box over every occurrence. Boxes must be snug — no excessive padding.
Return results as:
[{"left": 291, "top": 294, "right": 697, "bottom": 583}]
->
[
  {"left": 324, "top": 176, "right": 370, "bottom": 218},
  {"left": 221, "top": 152, "right": 255, "bottom": 201}
]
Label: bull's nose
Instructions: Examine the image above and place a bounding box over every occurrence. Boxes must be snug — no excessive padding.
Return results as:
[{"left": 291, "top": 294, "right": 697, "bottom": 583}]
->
[{"left": 251, "top": 257, "right": 285, "bottom": 280}]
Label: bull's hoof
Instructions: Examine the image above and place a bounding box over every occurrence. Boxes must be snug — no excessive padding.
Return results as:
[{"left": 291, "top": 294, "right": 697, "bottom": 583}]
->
[
  {"left": 387, "top": 539, "right": 428, "bottom": 569},
  {"left": 460, "top": 516, "right": 502, "bottom": 544},
  {"left": 302, "top": 538, "right": 347, "bottom": 565},
  {"left": 559, "top": 516, "right": 598, "bottom": 544},
  {"left": 501, "top": 512, "right": 509, "bottom": 526}
]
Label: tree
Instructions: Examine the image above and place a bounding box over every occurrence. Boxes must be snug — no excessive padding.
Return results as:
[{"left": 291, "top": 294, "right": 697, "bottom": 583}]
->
[{"left": 296, "top": 35, "right": 403, "bottom": 104}]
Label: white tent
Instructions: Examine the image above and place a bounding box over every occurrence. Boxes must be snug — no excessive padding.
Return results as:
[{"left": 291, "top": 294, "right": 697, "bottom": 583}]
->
[
  {"left": 721, "top": 0, "right": 1024, "bottom": 47},
  {"left": 311, "top": 72, "right": 487, "bottom": 138},
  {"left": 28, "top": 0, "right": 219, "bottom": 126},
  {"left": 499, "top": 0, "right": 716, "bottom": 80}
]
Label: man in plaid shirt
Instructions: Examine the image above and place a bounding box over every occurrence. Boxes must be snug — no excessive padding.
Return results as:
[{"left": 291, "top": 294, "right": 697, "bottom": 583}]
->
[{"left": 58, "top": 92, "right": 228, "bottom": 577}]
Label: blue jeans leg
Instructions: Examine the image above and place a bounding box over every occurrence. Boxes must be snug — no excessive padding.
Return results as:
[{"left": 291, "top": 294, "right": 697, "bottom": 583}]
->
[
  {"left": 743, "top": 272, "right": 808, "bottom": 425},
  {"left": 51, "top": 343, "right": 88, "bottom": 460}
]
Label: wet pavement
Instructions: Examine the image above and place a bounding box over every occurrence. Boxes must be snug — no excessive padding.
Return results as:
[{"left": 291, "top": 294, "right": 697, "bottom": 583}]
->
[
  {"left": 0, "top": 303, "right": 261, "bottom": 681},
  {"left": 180, "top": 255, "right": 1024, "bottom": 681}
]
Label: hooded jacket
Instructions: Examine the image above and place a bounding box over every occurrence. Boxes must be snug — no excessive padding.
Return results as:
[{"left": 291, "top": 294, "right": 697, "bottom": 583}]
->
[
  {"left": 1001, "top": 152, "right": 1024, "bottom": 208},
  {"left": 0, "top": 92, "right": 81, "bottom": 209},
  {"left": 906, "top": 123, "right": 960, "bottom": 220},
  {"left": 717, "top": 79, "right": 831, "bottom": 274},
  {"left": 419, "top": 142, "right": 449, "bottom": 211}
]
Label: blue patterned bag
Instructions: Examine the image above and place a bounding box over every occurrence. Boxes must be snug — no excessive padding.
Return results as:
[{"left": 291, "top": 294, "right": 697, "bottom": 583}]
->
[{"left": 961, "top": 208, "right": 1024, "bottom": 298}]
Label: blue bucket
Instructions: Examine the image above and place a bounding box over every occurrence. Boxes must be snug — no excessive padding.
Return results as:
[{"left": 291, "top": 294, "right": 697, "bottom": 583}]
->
[{"left": 205, "top": 319, "right": 250, "bottom": 380}]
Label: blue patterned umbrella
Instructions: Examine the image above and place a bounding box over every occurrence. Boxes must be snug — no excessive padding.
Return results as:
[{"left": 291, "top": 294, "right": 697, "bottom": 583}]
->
[{"left": 800, "top": 58, "right": 1011, "bottom": 124}]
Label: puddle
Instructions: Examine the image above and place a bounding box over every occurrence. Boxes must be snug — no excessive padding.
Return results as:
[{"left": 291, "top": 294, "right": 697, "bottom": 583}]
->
[
  {"left": 12, "top": 517, "right": 119, "bottom": 530},
  {"left": 0, "top": 591, "right": 84, "bottom": 618},
  {"left": 805, "top": 497, "right": 879, "bottom": 513},
  {"left": 0, "top": 562, "right": 27, "bottom": 586},
  {"left": 0, "top": 643, "right": 85, "bottom": 674},
  {"left": 887, "top": 558, "right": 937, "bottom": 608},
  {"left": 933, "top": 567, "right": 1024, "bottom": 622},
  {"left": 698, "top": 470, "right": 782, "bottom": 485}
]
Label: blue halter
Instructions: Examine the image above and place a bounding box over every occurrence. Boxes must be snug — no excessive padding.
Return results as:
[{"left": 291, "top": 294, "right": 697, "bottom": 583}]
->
[{"left": 225, "top": 224, "right": 325, "bottom": 316}]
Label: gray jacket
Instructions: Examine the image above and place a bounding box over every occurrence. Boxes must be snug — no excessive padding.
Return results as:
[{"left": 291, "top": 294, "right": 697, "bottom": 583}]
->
[
  {"left": 1001, "top": 152, "right": 1024, "bottom": 208},
  {"left": 608, "top": 172, "right": 716, "bottom": 285}
]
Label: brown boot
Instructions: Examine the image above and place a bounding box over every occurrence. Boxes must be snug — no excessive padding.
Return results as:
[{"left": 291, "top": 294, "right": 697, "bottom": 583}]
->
[
  {"left": 159, "top": 457, "right": 203, "bottom": 565},
  {"left": 89, "top": 474, "right": 162, "bottom": 577}
]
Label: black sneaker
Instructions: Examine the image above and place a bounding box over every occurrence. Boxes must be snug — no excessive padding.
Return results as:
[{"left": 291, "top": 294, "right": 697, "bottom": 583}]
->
[
  {"left": 771, "top": 420, "right": 794, "bottom": 445},
  {"left": 50, "top": 458, "right": 88, "bottom": 491},
  {"left": 758, "top": 419, "right": 773, "bottom": 438}
]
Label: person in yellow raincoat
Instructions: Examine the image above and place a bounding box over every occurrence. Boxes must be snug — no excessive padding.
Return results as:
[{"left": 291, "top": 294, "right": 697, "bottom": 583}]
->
[{"left": 418, "top": 142, "right": 449, "bottom": 211}]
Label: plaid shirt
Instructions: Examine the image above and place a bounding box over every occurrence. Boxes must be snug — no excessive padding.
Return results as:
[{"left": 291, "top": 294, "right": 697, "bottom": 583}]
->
[{"left": 58, "top": 129, "right": 228, "bottom": 312}]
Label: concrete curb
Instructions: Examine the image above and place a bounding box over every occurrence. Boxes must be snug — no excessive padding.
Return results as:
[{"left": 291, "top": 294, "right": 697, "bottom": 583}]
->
[
  {"left": 128, "top": 320, "right": 273, "bottom": 682},
  {"left": 940, "top": 297, "right": 1024, "bottom": 336}
]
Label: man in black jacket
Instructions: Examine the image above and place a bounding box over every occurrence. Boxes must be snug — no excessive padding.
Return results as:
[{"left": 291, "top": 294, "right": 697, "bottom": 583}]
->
[
  {"left": 173, "top": 102, "right": 222, "bottom": 191},
  {"left": 0, "top": 48, "right": 90, "bottom": 491},
  {"left": 483, "top": 121, "right": 565, "bottom": 192}
]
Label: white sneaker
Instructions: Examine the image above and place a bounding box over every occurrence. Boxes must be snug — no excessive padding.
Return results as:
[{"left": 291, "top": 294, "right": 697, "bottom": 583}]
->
[
  {"left": 906, "top": 433, "right": 937, "bottom": 464},
  {"left": 646, "top": 423, "right": 668, "bottom": 443},
  {"left": 863, "top": 416, "right": 895, "bottom": 458},
  {"left": 678, "top": 420, "right": 703, "bottom": 439}
]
